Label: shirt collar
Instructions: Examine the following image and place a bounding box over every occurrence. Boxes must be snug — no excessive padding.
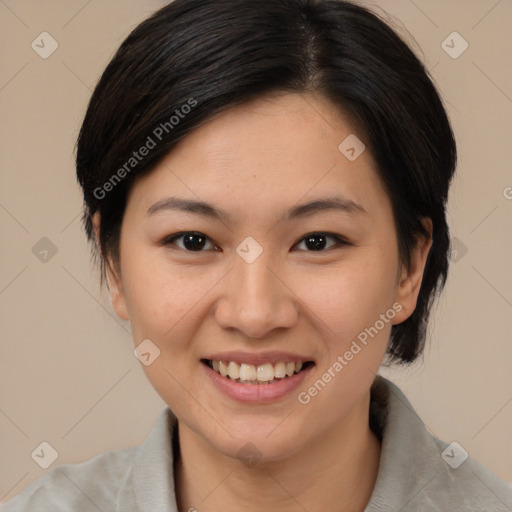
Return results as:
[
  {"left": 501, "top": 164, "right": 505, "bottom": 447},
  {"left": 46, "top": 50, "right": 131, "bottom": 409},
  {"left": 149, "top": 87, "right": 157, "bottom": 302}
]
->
[
  {"left": 119, "top": 375, "right": 511, "bottom": 511},
  {"left": 123, "top": 407, "right": 179, "bottom": 512},
  {"left": 365, "top": 375, "right": 512, "bottom": 510},
  {"left": 364, "top": 374, "right": 443, "bottom": 510},
  {"left": 119, "top": 376, "right": 406, "bottom": 512}
]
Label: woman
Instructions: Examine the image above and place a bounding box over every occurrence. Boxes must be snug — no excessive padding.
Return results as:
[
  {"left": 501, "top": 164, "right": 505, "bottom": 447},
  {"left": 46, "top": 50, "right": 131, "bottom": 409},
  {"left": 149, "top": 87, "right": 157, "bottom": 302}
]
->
[{"left": 3, "top": 0, "right": 511, "bottom": 510}]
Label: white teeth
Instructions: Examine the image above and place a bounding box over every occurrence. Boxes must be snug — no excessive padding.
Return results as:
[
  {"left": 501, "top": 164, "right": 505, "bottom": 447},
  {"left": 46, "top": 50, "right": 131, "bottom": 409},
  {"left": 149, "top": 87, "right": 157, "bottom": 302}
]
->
[
  {"left": 227, "top": 361, "right": 240, "bottom": 380},
  {"left": 209, "top": 359, "right": 307, "bottom": 383},
  {"left": 219, "top": 361, "right": 229, "bottom": 377},
  {"left": 257, "top": 363, "right": 275, "bottom": 382},
  {"left": 274, "top": 362, "right": 287, "bottom": 379},
  {"left": 239, "top": 363, "right": 256, "bottom": 381}
]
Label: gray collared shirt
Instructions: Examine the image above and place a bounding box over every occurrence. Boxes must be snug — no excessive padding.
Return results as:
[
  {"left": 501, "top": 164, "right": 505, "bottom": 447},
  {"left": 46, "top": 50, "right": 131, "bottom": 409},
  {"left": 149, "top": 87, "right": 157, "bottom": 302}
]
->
[{"left": 3, "top": 375, "right": 511, "bottom": 511}]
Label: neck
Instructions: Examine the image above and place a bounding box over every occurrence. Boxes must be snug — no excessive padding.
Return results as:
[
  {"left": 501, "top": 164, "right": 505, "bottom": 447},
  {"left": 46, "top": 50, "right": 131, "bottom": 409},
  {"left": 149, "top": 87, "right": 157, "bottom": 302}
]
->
[{"left": 175, "top": 390, "right": 381, "bottom": 512}]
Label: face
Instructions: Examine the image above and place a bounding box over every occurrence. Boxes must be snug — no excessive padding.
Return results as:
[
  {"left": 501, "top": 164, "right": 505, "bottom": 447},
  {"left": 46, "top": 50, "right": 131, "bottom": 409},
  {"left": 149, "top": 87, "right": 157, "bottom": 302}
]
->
[{"left": 101, "top": 92, "right": 431, "bottom": 463}]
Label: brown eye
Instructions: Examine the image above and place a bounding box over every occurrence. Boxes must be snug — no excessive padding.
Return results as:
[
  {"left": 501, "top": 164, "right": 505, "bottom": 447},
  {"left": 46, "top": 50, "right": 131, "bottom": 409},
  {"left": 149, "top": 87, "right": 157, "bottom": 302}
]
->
[
  {"left": 294, "top": 232, "right": 348, "bottom": 252},
  {"left": 163, "top": 232, "right": 218, "bottom": 252}
]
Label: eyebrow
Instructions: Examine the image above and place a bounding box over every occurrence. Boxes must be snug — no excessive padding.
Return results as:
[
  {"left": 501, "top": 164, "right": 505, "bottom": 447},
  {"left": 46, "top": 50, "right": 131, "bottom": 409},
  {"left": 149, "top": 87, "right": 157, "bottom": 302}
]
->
[{"left": 146, "top": 195, "right": 368, "bottom": 222}]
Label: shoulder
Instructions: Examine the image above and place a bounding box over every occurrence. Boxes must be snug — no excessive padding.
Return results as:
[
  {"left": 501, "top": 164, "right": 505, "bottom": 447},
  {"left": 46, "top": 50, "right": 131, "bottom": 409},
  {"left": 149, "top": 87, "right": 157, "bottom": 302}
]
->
[
  {"left": 425, "top": 433, "right": 512, "bottom": 510},
  {"left": 367, "top": 376, "right": 512, "bottom": 511},
  {"left": 1, "top": 445, "right": 139, "bottom": 512},
  {"left": 1, "top": 407, "right": 177, "bottom": 512}
]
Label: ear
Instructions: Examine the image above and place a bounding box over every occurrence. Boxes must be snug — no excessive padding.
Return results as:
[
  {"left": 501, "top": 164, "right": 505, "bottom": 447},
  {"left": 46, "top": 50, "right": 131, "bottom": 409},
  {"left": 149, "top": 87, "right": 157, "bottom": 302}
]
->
[
  {"left": 92, "top": 213, "right": 130, "bottom": 321},
  {"left": 392, "top": 218, "right": 433, "bottom": 325}
]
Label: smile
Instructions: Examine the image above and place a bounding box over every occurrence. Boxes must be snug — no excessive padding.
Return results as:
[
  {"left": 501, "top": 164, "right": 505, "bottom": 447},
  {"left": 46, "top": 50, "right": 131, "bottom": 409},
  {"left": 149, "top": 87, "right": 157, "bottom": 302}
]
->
[{"left": 203, "top": 359, "right": 314, "bottom": 384}]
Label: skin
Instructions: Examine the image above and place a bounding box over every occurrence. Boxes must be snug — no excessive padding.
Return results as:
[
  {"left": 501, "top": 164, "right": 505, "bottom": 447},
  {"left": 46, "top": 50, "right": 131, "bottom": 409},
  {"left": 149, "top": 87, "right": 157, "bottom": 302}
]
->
[{"left": 94, "top": 92, "right": 432, "bottom": 512}]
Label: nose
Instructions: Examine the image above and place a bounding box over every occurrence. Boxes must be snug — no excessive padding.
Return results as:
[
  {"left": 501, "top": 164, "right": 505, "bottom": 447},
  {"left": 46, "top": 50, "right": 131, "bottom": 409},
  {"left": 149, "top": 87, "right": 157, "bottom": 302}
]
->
[{"left": 213, "top": 250, "right": 299, "bottom": 339}]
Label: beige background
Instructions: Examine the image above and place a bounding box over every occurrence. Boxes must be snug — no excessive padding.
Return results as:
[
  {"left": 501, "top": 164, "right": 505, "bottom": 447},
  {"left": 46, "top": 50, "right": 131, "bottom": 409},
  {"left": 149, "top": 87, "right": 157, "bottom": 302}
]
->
[{"left": 1, "top": 0, "right": 511, "bottom": 503}]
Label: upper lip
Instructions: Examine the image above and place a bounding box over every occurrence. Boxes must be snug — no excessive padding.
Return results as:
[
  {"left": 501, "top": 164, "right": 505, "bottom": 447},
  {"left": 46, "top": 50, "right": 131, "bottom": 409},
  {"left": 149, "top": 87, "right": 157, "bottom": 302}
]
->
[{"left": 203, "top": 351, "right": 314, "bottom": 366}]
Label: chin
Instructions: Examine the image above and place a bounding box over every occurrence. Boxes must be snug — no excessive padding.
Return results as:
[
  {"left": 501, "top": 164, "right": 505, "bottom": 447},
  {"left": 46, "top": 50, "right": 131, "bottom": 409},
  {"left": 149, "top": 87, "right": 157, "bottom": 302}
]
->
[{"left": 206, "top": 422, "right": 306, "bottom": 466}]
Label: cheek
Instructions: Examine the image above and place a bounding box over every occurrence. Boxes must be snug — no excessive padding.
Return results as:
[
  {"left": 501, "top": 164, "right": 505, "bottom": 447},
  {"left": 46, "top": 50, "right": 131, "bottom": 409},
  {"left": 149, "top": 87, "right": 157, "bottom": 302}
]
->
[
  {"left": 292, "top": 256, "right": 396, "bottom": 416},
  {"left": 295, "top": 253, "right": 398, "bottom": 343},
  {"left": 123, "top": 259, "right": 200, "bottom": 342},
  {"left": 120, "top": 252, "right": 210, "bottom": 408}
]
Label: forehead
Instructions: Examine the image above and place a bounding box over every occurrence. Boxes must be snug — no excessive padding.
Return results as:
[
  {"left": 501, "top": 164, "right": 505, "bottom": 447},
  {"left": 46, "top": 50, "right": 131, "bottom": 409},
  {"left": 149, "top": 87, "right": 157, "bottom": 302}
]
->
[{"left": 126, "top": 92, "right": 390, "bottom": 222}]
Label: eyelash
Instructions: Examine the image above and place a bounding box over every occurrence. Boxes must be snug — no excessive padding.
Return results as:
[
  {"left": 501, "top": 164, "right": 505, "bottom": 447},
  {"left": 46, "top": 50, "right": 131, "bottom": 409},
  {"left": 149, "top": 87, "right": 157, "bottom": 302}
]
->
[{"left": 161, "top": 231, "right": 350, "bottom": 253}]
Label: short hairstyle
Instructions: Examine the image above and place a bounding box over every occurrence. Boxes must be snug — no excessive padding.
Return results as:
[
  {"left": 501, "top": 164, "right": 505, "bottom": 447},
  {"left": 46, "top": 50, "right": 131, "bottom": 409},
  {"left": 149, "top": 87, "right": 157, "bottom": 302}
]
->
[{"left": 76, "top": 0, "right": 457, "bottom": 364}]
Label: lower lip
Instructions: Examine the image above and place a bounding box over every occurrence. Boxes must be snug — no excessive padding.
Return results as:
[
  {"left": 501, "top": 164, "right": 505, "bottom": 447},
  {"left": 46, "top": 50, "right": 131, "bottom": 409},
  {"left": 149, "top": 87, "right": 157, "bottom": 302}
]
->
[{"left": 202, "top": 362, "right": 314, "bottom": 404}]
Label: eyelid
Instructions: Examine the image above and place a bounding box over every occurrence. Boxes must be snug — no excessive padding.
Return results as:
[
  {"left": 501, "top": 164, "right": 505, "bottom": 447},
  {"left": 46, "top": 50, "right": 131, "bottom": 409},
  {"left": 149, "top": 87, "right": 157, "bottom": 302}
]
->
[
  {"left": 293, "top": 232, "right": 349, "bottom": 251},
  {"left": 161, "top": 231, "right": 349, "bottom": 252},
  {"left": 161, "top": 231, "right": 219, "bottom": 251}
]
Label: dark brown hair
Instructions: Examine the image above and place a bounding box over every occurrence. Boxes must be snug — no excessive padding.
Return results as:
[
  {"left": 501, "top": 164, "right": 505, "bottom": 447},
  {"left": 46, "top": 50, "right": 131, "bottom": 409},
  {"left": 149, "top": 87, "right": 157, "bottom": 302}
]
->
[{"left": 76, "top": 0, "right": 457, "bottom": 363}]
